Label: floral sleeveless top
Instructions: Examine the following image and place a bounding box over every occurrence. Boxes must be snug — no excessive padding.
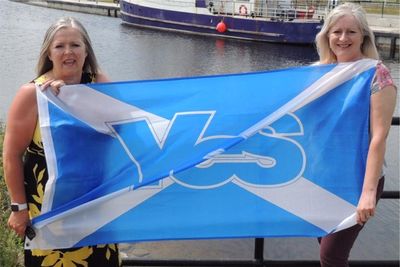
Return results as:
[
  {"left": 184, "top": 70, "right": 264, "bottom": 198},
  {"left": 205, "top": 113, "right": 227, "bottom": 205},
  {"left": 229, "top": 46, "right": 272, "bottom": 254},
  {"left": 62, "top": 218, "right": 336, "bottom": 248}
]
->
[{"left": 24, "top": 73, "right": 120, "bottom": 267}]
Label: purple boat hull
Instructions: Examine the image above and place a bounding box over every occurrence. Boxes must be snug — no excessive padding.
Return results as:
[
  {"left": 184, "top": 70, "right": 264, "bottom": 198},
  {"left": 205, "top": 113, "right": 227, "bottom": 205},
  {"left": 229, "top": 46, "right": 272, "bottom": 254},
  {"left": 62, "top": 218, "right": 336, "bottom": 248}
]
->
[{"left": 120, "top": 0, "right": 323, "bottom": 44}]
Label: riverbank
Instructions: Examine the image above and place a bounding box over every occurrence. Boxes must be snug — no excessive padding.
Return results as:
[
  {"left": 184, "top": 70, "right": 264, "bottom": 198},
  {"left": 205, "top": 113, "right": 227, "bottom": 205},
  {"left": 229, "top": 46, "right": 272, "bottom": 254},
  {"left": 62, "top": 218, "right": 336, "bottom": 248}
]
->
[
  {"left": 12, "top": 0, "right": 400, "bottom": 60},
  {"left": 16, "top": 0, "right": 120, "bottom": 17}
]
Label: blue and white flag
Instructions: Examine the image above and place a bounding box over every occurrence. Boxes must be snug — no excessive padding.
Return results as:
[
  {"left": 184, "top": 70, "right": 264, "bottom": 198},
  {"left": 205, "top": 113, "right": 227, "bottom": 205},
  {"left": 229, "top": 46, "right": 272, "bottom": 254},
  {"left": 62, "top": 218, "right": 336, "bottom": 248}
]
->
[{"left": 28, "top": 59, "right": 377, "bottom": 250}]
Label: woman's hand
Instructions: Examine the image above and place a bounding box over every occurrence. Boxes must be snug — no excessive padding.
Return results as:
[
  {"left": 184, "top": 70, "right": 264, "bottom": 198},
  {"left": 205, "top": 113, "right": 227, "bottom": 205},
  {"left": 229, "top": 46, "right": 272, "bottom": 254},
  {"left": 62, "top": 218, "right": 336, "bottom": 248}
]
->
[
  {"left": 41, "top": 79, "right": 66, "bottom": 96},
  {"left": 8, "top": 210, "right": 30, "bottom": 238},
  {"left": 356, "top": 190, "right": 376, "bottom": 225}
]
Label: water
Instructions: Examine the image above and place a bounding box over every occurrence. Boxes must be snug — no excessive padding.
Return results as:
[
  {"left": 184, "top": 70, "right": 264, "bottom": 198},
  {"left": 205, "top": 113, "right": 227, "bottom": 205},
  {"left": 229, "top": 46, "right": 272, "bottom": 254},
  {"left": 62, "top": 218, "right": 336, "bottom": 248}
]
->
[{"left": 0, "top": 0, "right": 398, "bottom": 262}]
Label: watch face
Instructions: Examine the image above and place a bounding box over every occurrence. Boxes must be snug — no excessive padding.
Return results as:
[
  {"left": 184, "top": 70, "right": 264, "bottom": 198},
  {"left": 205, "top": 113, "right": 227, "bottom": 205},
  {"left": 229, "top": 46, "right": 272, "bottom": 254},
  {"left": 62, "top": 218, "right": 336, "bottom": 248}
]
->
[
  {"left": 11, "top": 204, "right": 19, "bottom": 212},
  {"left": 11, "top": 203, "right": 27, "bottom": 211}
]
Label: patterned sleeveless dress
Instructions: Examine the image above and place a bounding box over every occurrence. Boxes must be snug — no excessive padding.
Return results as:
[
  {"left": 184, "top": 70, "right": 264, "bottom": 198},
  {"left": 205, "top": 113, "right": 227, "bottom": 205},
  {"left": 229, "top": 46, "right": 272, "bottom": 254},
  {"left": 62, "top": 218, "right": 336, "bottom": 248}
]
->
[{"left": 24, "top": 73, "right": 120, "bottom": 267}]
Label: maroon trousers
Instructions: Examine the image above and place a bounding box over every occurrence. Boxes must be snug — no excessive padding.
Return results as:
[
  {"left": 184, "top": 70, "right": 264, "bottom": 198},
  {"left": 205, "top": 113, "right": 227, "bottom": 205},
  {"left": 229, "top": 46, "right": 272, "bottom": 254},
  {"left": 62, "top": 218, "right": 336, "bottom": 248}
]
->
[{"left": 318, "top": 177, "right": 385, "bottom": 267}]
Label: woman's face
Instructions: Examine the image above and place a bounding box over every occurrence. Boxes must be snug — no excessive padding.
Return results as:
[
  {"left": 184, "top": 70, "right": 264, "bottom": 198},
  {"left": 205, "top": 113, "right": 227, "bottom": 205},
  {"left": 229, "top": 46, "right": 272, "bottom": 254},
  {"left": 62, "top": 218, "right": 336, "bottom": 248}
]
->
[
  {"left": 328, "top": 15, "right": 364, "bottom": 62},
  {"left": 48, "top": 27, "right": 87, "bottom": 78}
]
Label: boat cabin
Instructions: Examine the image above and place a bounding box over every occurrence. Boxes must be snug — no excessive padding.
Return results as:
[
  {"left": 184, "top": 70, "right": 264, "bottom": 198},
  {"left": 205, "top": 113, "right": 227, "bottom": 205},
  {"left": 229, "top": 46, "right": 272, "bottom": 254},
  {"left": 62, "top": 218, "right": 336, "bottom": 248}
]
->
[{"left": 203, "top": 0, "right": 319, "bottom": 20}]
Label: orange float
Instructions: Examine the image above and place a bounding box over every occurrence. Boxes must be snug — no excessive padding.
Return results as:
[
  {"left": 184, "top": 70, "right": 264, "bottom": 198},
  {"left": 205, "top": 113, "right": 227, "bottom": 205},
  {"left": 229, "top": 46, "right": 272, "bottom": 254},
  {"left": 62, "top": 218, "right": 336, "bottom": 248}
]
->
[{"left": 216, "top": 21, "right": 227, "bottom": 33}]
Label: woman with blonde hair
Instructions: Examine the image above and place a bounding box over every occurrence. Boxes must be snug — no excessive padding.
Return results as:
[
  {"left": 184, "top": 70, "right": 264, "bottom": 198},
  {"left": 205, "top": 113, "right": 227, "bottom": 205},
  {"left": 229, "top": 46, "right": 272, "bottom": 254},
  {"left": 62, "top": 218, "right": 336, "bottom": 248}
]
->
[
  {"left": 3, "top": 17, "right": 120, "bottom": 266},
  {"left": 314, "top": 3, "right": 396, "bottom": 267},
  {"left": 316, "top": 2, "right": 379, "bottom": 63}
]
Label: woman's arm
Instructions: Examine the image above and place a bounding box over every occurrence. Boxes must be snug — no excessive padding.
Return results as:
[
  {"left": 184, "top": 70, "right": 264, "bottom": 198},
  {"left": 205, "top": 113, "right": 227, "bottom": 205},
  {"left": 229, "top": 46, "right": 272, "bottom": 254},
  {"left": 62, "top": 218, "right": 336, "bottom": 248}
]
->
[
  {"left": 356, "top": 84, "right": 397, "bottom": 225},
  {"left": 3, "top": 83, "right": 38, "bottom": 237}
]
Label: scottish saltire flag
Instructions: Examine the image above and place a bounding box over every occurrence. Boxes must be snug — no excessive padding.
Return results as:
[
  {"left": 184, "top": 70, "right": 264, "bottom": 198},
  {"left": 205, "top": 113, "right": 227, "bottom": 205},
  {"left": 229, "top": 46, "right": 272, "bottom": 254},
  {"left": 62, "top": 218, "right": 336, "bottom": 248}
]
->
[{"left": 27, "top": 59, "right": 377, "bottom": 250}]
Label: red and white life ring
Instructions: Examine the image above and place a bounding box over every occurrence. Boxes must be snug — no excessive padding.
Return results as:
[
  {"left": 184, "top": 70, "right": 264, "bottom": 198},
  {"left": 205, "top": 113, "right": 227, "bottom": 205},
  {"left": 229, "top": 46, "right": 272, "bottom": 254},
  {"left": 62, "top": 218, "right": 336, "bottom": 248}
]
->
[
  {"left": 239, "top": 5, "right": 248, "bottom": 15},
  {"left": 306, "top": 6, "right": 315, "bottom": 19}
]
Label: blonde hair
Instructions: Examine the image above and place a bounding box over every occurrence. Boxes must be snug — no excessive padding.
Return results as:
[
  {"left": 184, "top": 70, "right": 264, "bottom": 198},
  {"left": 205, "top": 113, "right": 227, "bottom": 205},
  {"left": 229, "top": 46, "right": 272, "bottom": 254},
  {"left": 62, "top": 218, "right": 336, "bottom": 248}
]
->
[
  {"left": 315, "top": 2, "right": 379, "bottom": 64},
  {"left": 36, "top": 17, "right": 100, "bottom": 76}
]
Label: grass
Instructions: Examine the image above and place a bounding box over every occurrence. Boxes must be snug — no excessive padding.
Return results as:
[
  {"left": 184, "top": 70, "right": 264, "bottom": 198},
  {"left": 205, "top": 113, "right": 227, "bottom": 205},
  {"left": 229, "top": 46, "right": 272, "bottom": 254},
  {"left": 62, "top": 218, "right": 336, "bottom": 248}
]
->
[{"left": 0, "top": 126, "right": 24, "bottom": 267}]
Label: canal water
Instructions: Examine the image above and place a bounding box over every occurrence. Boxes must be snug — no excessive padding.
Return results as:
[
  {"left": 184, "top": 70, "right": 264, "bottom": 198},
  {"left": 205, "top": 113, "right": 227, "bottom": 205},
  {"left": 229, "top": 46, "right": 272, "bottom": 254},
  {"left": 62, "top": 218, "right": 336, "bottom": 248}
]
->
[{"left": 0, "top": 0, "right": 398, "bottom": 262}]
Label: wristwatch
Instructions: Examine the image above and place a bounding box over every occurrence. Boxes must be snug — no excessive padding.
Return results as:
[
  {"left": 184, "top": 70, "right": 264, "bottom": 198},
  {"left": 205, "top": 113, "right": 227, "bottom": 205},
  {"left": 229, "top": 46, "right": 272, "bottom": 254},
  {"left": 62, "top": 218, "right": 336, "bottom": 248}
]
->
[{"left": 10, "top": 203, "right": 28, "bottom": 212}]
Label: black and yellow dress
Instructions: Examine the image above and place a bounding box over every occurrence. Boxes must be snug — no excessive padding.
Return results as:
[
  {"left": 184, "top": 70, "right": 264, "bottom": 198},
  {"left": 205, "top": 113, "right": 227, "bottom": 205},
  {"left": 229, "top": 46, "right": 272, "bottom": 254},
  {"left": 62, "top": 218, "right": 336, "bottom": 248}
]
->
[{"left": 24, "top": 73, "right": 120, "bottom": 267}]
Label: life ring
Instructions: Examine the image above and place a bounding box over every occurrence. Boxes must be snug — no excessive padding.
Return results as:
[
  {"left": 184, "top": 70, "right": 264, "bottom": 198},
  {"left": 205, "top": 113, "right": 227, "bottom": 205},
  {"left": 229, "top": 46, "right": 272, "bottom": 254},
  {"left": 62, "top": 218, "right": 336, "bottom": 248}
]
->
[
  {"left": 239, "top": 5, "right": 247, "bottom": 15},
  {"left": 307, "top": 6, "right": 315, "bottom": 19}
]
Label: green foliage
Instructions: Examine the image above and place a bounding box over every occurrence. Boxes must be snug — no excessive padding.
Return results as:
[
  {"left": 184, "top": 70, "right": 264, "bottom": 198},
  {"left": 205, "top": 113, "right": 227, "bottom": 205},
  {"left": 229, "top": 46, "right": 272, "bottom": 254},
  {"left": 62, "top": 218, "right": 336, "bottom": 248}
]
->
[{"left": 0, "top": 127, "right": 24, "bottom": 267}]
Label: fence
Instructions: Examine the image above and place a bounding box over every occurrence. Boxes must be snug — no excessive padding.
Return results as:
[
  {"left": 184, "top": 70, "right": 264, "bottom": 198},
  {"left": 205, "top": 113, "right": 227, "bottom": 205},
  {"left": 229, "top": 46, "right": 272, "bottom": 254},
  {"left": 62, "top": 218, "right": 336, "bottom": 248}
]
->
[
  {"left": 296, "top": 0, "right": 400, "bottom": 16},
  {"left": 351, "top": 0, "right": 400, "bottom": 17},
  {"left": 122, "top": 116, "right": 400, "bottom": 267}
]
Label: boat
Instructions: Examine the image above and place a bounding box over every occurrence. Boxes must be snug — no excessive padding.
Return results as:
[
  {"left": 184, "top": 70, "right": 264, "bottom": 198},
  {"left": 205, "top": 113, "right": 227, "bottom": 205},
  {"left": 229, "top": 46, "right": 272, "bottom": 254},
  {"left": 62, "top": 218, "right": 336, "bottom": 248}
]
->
[{"left": 119, "top": 0, "right": 329, "bottom": 44}]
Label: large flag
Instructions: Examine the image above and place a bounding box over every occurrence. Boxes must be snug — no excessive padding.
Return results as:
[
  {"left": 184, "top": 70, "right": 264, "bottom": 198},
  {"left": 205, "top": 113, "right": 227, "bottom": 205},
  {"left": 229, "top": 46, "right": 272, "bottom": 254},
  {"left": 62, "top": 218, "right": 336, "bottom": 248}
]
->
[{"left": 28, "top": 59, "right": 376, "bottom": 250}]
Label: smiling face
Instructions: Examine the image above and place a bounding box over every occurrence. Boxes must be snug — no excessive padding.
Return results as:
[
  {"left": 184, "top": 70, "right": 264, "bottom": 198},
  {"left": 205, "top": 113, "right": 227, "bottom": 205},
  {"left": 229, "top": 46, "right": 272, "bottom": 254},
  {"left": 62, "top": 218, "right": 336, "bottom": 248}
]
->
[
  {"left": 328, "top": 14, "right": 364, "bottom": 63},
  {"left": 48, "top": 26, "right": 87, "bottom": 82}
]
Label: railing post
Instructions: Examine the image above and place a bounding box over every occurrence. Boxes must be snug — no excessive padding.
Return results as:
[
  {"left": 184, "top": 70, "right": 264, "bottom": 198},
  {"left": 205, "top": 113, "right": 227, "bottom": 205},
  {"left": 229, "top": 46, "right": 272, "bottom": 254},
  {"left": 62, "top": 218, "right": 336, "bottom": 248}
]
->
[
  {"left": 254, "top": 238, "right": 264, "bottom": 266},
  {"left": 392, "top": 116, "right": 399, "bottom": 126}
]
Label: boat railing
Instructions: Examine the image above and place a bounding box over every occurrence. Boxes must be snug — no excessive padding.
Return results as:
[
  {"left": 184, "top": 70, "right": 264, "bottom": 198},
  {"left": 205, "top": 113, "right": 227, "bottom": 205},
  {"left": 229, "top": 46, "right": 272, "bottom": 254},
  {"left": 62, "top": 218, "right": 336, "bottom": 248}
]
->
[
  {"left": 144, "top": 0, "right": 195, "bottom": 8},
  {"left": 206, "top": 0, "right": 326, "bottom": 20}
]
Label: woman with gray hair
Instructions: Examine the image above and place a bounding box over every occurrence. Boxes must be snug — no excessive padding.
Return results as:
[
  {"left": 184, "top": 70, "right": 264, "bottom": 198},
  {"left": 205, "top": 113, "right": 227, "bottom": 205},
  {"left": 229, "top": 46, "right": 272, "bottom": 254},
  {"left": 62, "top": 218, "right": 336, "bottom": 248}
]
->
[
  {"left": 315, "top": 3, "right": 396, "bottom": 267},
  {"left": 3, "top": 17, "right": 120, "bottom": 266}
]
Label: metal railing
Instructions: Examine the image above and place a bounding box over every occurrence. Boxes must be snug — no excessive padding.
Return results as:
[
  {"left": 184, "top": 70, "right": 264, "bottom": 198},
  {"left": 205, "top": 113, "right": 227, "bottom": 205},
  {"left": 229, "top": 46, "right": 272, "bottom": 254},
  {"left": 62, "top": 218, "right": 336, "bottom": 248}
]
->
[
  {"left": 206, "top": 0, "right": 400, "bottom": 20},
  {"left": 122, "top": 116, "right": 400, "bottom": 267},
  {"left": 206, "top": 0, "right": 327, "bottom": 20}
]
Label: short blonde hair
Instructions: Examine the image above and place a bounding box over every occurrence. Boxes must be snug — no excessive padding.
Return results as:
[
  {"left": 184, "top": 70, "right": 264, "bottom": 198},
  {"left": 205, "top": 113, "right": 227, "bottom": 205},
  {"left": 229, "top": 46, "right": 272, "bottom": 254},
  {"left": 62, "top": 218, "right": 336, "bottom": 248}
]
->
[
  {"left": 36, "top": 17, "right": 100, "bottom": 76},
  {"left": 315, "top": 2, "right": 379, "bottom": 64}
]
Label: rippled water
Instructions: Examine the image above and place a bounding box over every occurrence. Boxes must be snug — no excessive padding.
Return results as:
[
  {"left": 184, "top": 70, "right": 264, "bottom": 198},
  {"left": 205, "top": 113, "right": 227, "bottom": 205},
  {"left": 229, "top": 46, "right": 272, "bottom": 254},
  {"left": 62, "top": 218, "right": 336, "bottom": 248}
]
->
[{"left": 0, "top": 0, "right": 398, "bottom": 261}]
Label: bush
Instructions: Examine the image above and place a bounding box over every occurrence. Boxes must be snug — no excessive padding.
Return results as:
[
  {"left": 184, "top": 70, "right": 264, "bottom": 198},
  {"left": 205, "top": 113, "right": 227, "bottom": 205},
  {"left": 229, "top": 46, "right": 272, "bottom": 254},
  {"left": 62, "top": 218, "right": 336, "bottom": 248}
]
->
[{"left": 0, "top": 127, "right": 24, "bottom": 267}]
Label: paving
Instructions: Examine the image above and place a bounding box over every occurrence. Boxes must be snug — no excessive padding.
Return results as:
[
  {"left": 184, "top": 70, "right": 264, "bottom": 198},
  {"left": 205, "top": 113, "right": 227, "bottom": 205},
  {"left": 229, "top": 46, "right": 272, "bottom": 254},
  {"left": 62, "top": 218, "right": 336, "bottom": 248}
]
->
[{"left": 367, "top": 13, "right": 400, "bottom": 34}]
